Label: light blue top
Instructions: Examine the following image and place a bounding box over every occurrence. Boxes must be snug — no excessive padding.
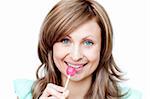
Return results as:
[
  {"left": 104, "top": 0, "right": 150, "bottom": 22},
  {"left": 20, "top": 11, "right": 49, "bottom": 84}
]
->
[{"left": 13, "top": 79, "right": 142, "bottom": 99}]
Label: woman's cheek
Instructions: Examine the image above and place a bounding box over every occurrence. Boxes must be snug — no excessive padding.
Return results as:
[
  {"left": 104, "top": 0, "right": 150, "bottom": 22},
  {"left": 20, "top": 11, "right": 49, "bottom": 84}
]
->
[
  {"left": 53, "top": 44, "right": 68, "bottom": 58},
  {"left": 83, "top": 47, "right": 100, "bottom": 62}
]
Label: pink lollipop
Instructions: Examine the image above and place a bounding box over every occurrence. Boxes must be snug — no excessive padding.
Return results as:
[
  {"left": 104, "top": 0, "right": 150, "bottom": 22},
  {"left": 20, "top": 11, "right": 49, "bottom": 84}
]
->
[
  {"left": 63, "top": 66, "right": 76, "bottom": 94},
  {"left": 67, "top": 66, "right": 76, "bottom": 76}
]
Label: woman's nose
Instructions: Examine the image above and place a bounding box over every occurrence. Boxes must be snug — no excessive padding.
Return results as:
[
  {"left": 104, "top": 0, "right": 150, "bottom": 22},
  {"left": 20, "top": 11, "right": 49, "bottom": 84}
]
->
[{"left": 70, "top": 45, "right": 83, "bottom": 61}]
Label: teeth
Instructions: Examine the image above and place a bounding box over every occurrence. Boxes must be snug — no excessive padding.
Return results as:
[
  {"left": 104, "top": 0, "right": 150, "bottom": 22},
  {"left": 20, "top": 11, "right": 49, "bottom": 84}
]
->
[{"left": 67, "top": 63, "right": 80, "bottom": 68}]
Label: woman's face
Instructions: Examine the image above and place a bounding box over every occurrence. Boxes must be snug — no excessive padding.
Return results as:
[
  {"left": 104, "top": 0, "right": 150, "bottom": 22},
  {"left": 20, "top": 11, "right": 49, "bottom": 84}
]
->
[{"left": 53, "top": 19, "right": 101, "bottom": 81}]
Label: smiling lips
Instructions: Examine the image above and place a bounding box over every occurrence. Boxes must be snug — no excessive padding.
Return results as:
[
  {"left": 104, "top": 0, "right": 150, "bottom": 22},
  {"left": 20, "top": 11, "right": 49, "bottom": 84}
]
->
[{"left": 65, "top": 61, "right": 87, "bottom": 72}]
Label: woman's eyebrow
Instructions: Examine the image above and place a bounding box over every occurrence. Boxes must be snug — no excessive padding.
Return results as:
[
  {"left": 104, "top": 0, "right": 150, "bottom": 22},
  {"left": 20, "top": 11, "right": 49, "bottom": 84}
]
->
[
  {"left": 82, "top": 35, "right": 98, "bottom": 40},
  {"left": 67, "top": 35, "right": 71, "bottom": 38},
  {"left": 63, "top": 35, "right": 71, "bottom": 38}
]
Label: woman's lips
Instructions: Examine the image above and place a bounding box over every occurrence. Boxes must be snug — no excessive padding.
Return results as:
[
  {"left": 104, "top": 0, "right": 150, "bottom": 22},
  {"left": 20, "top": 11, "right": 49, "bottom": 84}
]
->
[{"left": 65, "top": 61, "right": 87, "bottom": 72}]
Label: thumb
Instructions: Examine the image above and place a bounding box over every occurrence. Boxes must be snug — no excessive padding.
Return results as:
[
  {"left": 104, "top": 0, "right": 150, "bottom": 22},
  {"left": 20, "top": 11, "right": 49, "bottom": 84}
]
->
[{"left": 63, "top": 90, "right": 69, "bottom": 98}]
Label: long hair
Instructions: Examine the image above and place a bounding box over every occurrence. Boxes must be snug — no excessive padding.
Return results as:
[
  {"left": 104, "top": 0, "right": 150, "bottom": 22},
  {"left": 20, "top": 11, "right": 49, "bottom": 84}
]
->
[{"left": 32, "top": 0, "right": 124, "bottom": 99}]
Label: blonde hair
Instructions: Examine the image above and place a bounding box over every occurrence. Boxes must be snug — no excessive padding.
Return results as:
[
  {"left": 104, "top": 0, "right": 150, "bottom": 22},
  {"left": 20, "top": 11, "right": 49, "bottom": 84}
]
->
[{"left": 32, "top": 0, "right": 124, "bottom": 99}]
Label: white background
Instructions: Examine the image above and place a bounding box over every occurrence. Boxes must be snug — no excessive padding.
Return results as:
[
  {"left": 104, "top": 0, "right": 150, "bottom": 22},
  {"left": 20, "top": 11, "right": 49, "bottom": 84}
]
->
[{"left": 0, "top": 0, "right": 149, "bottom": 98}]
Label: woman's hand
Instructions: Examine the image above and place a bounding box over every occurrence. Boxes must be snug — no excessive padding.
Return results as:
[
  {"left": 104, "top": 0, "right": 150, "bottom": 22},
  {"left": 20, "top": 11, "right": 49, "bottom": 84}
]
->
[{"left": 39, "top": 83, "right": 69, "bottom": 99}]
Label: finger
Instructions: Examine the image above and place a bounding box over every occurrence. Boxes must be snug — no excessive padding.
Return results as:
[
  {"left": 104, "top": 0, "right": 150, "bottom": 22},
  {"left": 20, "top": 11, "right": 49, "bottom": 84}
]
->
[
  {"left": 41, "top": 83, "right": 65, "bottom": 98},
  {"left": 39, "top": 96, "right": 56, "bottom": 99},
  {"left": 48, "top": 83, "right": 69, "bottom": 99},
  {"left": 63, "top": 90, "right": 69, "bottom": 98},
  {"left": 47, "top": 83, "right": 70, "bottom": 99},
  {"left": 39, "top": 97, "right": 47, "bottom": 99},
  {"left": 48, "top": 83, "right": 65, "bottom": 92},
  {"left": 49, "top": 96, "right": 57, "bottom": 99}
]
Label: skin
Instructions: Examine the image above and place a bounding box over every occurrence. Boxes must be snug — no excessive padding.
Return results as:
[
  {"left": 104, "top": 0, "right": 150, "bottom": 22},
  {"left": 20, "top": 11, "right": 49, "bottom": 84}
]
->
[{"left": 40, "top": 19, "right": 101, "bottom": 99}]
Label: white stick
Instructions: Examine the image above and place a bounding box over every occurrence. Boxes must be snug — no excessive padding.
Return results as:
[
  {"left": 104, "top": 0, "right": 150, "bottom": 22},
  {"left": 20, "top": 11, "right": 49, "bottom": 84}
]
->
[{"left": 64, "top": 75, "right": 70, "bottom": 91}]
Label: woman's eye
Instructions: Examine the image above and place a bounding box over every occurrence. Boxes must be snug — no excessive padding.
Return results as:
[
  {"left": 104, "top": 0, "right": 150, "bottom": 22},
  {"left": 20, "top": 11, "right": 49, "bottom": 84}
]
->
[
  {"left": 61, "top": 38, "right": 70, "bottom": 44},
  {"left": 83, "top": 40, "right": 94, "bottom": 46}
]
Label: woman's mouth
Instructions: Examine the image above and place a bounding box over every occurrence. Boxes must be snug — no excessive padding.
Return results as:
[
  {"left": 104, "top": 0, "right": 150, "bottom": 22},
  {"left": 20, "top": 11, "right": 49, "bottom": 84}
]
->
[{"left": 65, "top": 61, "right": 87, "bottom": 72}]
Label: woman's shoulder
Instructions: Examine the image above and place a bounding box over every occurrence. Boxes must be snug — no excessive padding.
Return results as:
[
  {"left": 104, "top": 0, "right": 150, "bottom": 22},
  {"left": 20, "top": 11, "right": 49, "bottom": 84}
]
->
[
  {"left": 13, "top": 80, "right": 142, "bottom": 99},
  {"left": 13, "top": 79, "right": 34, "bottom": 99},
  {"left": 120, "top": 85, "right": 142, "bottom": 99}
]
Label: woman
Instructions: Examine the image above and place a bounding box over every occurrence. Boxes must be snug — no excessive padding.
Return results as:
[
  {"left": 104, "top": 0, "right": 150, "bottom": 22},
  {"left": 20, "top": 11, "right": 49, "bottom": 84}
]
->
[{"left": 14, "top": 0, "right": 142, "bottom": 99}]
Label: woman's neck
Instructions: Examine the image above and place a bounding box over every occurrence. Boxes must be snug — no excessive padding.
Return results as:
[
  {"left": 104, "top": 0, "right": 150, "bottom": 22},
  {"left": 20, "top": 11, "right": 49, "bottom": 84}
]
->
[{"left": 62, "top": 75, "right": 92, "bottom": 99}]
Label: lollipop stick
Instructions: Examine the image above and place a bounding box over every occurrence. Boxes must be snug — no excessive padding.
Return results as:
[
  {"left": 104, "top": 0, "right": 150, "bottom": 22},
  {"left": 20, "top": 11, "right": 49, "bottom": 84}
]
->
[
  {"left": 63, "top": 75, "right": 70, "bottom": 95},
  {"left": 64, "top": 75, "right": 70, "bottom": 91},
  {"left": 63, "top": 67, "right": 76, "bottom": 95}
]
